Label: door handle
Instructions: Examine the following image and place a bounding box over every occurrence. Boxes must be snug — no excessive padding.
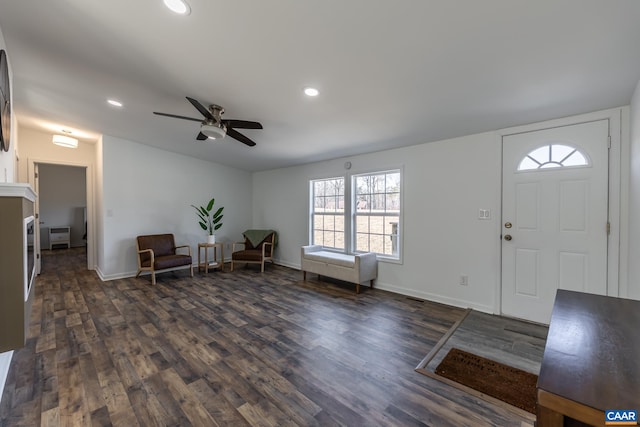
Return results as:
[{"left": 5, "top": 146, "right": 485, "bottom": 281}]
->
[{"left": 504, "top": 234, "right": 512, "bottom": 241}]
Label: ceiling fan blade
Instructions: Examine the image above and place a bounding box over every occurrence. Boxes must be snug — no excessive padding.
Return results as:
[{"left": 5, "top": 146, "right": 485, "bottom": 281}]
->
[
  {"left": 153, "top": 111, "right": 202, "bottom": 122},
  {"left": 186, "top": 96, "right": 214, "bottom": 121},
  {"left": 227, "top": 128, "right": 256, "bottom": 147},
  {"left": 196, "top": 132, "right": 208, "bottom": 141},
  {"left": 223, "top": 119, "right": 263, "bottom": 130}
]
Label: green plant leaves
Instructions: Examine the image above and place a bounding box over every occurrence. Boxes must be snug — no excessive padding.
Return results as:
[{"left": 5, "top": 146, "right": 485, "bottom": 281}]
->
[{"left": 192, "top": 198, "right": 224, "bottom": 234}]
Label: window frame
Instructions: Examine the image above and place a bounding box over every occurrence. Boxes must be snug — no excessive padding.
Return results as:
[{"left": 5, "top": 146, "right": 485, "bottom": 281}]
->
[
  {"left": 308, "top": 167, "right": 403, "bottom": 263},
  {"left": 351, "top": 169, "right": 402, "bottom": 261},
  {"left": 517, "top": 143, "right": 591, "bottom": 172},
  {"left": 309, "top": 176, "right": 346, "bottom": 252}
]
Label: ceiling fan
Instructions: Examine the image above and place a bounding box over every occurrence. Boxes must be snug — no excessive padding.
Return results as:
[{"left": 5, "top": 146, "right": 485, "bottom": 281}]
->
[{"left": 153, "top": 97, "right": 262, "bottom": 146}]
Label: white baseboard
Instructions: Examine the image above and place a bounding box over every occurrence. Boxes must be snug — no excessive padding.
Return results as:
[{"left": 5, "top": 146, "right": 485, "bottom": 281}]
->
[
  {"left": 94, "top": 265, "right": 135, "bottom": 282},
  {"left": 98, "top": 270, "right": 137, "bottom": 281},
  {"left": 272, "top": 259, "right": 300, "bottom": 270},
  {"left": 374, "top": 281, "right": 495, "bottom": 314}
]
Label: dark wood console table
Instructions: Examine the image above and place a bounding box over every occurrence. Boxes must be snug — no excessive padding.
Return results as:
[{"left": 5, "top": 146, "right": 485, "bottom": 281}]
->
[{"left": 537, "top": 289, "right": 640, "bottom": 426}]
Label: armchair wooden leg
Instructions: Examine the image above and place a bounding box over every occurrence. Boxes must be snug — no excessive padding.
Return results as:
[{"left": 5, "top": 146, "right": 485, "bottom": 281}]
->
[
  {"left": 356, "top": 283, "right": 361, "bottom": 294},
  {"left": 261, "top": 262, "right": 265, "bottom": 273},
  {"left": 370, "top": 279, "right": 374, "bottom": 289},
  {"left": 136, "top": 270, "right": 141, "bottom": 278},
  {"left": 190, "top": 265, "right": 193, "bottom": 278},
  {"left": 151, "top": 272, "right": 156, "bottom": 285},
  {"left": 230, "top": 261, "right": 234, "bottom": 272},
  {"left": 303, "top": 271, "right": 307, "bottom": 281}
]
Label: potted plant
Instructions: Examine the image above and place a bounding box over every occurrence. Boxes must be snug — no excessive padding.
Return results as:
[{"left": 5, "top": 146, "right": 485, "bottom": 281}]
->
[{"left": 191, "top": 198, "right": 224, "bottom": 244}]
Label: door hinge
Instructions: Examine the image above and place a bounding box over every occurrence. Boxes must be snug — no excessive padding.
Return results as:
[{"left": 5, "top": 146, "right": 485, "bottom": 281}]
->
[
  {"left": 37, "top": 254, "right": 40, "bottom": 259},
  {"left": 35, "top": 172, "right": 38, "bottom": 178},
  {"left": 607, "top": 222, "right": 611, "bottom": 235},
  {"left": 35, "top": 213, "right": 39, "bottom": 219},
  {"left": 608, "top": 135, "right": 612, "bottom": 149}
]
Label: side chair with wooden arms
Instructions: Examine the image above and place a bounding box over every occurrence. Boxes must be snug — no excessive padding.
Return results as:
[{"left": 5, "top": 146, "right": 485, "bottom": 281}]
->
[
  {"left": 136, "top": 233, "right": 193, "bottom": 285},
  {"left": 230, "top": 229, "right": 277, "bottom": 273}
]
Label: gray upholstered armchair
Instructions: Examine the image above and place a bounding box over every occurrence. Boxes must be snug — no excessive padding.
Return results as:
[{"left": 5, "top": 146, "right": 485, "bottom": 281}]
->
[{"left": 230, "top": 229, "right": 277, "bottom": 272}]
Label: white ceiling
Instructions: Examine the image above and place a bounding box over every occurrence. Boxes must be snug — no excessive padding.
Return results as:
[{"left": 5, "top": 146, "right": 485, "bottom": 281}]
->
[{"left": 1, "top": 1, "right": 640, "bottom": 171}]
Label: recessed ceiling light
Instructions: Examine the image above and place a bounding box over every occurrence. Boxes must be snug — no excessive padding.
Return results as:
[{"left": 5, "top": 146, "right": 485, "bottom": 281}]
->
[
  {"left": 164, "top": 0, "right": 191, "bottom": 15},
  {"left": 107, "top": 99, "right": 123, "bottom": 107},
  {"left": 304, "top": 87, "right": 319, "bottom": 97}
]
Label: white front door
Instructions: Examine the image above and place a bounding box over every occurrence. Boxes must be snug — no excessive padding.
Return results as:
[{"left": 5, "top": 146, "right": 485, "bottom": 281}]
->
[{"left": 501, "top": 120, "right": 609, "bottom": 324}]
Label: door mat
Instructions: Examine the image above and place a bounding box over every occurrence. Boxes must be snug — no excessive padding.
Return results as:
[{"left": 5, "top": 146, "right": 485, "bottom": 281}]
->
[{"left": 435, "top": 347, "right": 537, "bottom": 414}]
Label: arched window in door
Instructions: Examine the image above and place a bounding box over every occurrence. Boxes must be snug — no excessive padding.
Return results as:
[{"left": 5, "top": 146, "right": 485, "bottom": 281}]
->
[{"left": 517, "top": 144, "right": 589, "bottom": 171}]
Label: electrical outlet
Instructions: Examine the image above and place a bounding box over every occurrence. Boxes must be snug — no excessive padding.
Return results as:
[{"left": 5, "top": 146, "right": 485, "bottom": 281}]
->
[{"left": 460, "top": 274, "right": 468, "bottom": 286}]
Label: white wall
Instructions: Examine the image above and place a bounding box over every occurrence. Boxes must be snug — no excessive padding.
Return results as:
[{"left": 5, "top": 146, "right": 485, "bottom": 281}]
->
[
  {"left": 38, "top": 164, "right": 87, "bottom": 248},
  {"left": 254, "top": 131, "right": 501, "bottom": 312},
  {"left": 99, "top": 135, "right": 253, "bottom": 279},
  {"left": 17, "top": 127, "right": 96, "bottom": 183},
  {"left": 95, "top": 136, "right": 105, "bottom": 273},
  {"left": 0, "top": 23, "right": 14, "bottom": 411},
  {"left": 628, "top": 80, "right": 640, "bottom": 300},
  {"left": 254, "top": 107, "right": 628, "bottom": 313}
]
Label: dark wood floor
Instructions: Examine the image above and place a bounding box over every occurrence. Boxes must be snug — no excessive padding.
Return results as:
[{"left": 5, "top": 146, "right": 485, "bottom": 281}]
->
[{"left": 1, "top": 248, "right": 535, "bottom": 426}]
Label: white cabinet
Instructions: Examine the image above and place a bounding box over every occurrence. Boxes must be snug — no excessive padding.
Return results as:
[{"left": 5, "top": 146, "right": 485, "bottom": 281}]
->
[{"left": 49, "top": 226, "right": 70, "bottom": 250}]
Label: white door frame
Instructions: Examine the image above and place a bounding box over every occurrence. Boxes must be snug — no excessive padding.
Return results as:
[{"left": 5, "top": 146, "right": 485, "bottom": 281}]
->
[
  {"left": 28, "top": 157, "right": 96, "bottom": 271},
  {"left": 496, "top": 107, "right": 626, "bottom": 315}
]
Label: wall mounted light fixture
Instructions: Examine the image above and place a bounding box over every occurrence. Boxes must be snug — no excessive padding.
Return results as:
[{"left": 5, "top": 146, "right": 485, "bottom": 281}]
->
[{"left": 52, "top": 134, "right": 78, "bottom": 148}]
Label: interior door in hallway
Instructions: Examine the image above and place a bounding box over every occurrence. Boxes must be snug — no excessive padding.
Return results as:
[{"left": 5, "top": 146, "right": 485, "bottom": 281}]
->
[{"left": 501, "top": 120, "right": 609, "bottom": 324}]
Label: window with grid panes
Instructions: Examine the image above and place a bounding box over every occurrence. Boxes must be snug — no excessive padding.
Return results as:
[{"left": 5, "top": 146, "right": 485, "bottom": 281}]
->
[
  {"left": 310, "top": 177, "right": 345, "bottom": 250},
  {"left": 353, "top": 170, "right": 401, "bottom": 259}
]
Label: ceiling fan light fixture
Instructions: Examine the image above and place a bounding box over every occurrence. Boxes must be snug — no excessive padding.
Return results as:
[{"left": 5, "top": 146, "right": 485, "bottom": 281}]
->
[
  {"left": 163, "top": 0, "right": 191, "bottom": 15},
  {"left": 201, "top": 123, "right": 226, "bottom": 140},
  {"left": 52, "top": 134, "right": 78, "bottom": 148}
]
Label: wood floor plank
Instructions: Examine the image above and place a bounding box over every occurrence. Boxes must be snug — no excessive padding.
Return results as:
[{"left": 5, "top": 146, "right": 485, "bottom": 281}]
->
[
  {"left": 57, "top": 357, "right": 90, "bottom": 427},
  {"left": 188, "top": 378, "right": 249, "bottom": 427},
  {"left": 1, "top": 247, "right": 539, "bottom": 426},
  {"left": 88, "top": 405, "right": 111, "bottom": 427},
  {"left": 96, "top": 368, "right": 140, "bottom": 427},
  {"left": 77, "top": 352, "right": 107, "bottom": 413},
  {"left": 39, "top": 349, "right": 59, "bottom": 414},
  {"left": 223, "top": 354, "right": 322, "bottom": 425},
  {"left": 40, "top": 406, "right": 60, "bottom": 427},
  {"left": 160, "top": 368, "right": 218, "bottom": 426},
  {"left": 35, "top": 315, "right": 57, "bottom": 354},
  {"left": 138, "top": 372, "right": 189, "bottom": 427},
  {"left": 237, "top": 398, "right": 294, "bottom": 427}
]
